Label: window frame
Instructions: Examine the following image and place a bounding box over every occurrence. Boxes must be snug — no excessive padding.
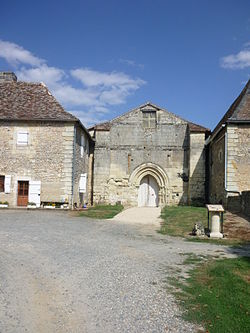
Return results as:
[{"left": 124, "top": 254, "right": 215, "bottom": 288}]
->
[
  {"left": 0, "top": 175, "right": 4, "bottom": 192},
  {"left": 142, "top": 110, "right": 156, "bottom": 129}
]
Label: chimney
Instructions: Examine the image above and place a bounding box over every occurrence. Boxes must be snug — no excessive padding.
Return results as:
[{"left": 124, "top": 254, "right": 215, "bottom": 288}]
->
[{"left": 0, "top": 72, "right": 17, "bottom": 83}]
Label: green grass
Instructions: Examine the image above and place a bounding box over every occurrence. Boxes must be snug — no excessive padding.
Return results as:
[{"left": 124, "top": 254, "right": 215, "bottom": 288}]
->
[
  {"left": 159, "top": 205, "right": 207, "bottom": 237},
  {"left": 186, "top": 237, "right": 249, "bottom": 246},
  {"left": 78, "top": 204, "right": 123, "bottom": 219},
  {"left": 171, "top": 257, "right": 250, "bottom": 333}
]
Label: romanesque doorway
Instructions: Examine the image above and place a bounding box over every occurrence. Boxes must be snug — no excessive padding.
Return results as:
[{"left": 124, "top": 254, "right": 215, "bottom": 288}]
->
[{"left": 138, "top": 175, "right": 159, "bottom": 207}]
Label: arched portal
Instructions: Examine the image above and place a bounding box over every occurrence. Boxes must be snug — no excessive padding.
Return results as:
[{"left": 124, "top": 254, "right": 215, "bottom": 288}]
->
[
  {"left": 129, "top": 162, "right": 169, "bottom": 207},
  {"left": 138, "top": 175, "right": 159, "bottom": 207}
]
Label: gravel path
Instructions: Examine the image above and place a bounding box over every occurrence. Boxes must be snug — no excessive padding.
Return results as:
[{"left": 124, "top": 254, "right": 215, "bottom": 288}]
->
[{"left": 0, "top": 210, "right": 243, "bottom": 333}]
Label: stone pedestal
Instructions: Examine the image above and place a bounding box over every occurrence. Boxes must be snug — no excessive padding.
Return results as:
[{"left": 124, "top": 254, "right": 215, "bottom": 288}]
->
[{"left": 210, "top": 212, "right": 223, "bottom": 239}]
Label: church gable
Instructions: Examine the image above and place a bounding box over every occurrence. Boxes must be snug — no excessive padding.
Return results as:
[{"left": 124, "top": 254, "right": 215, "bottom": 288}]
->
[{"left": 109, "top": 102, "right": 187, "bottom": 127}]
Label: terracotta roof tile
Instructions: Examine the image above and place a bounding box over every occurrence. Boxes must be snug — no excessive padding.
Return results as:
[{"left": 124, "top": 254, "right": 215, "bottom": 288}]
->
[{"left": 0, "top": 81, "right": 77, "bottom": 122}]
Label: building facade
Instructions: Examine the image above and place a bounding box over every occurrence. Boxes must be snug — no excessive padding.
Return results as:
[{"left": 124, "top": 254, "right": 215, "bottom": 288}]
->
[
  {"left": 89, "top": 103, "right": 209, "bottom": 207},
  {"left": 207, "top": 80, "right": 250, "bottom": 214},
  {"left": 0, "top": 72, "right": 92, "bottom": 208}
]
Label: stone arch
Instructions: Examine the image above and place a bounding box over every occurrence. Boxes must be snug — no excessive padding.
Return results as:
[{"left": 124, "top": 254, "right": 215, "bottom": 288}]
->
[{"left": 129, "top": 163, "right": 169, "bottom": 206}]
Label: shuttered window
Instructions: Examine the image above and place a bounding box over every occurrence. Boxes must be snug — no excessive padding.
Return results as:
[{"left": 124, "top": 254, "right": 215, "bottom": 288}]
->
[
  {"left": 17, "top": 131, "right": 28, "bottom": 145},
  {"left": 79, "top": 173, "right": 87, "bottom": 193},
  {"left": 0, "top": 176, "right": 4, "bottom": 192}
]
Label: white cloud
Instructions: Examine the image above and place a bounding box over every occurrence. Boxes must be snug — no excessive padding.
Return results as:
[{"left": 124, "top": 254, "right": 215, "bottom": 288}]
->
[
  {"left": 71, "top": 68, "right": 145, "bottom": 88},
  {"left": 119, "top": 58, "right": 144, "bottom": 69},
  {"left": 0, "top": 40, "right": 44, "bottom": 67},
  {"left": 221, "top": 43, "right": 250, "bottom": 69},
  {"left": 0, "top": 40, "right": 146, "bottom": 126},
  {"left": 71, "top": 110, "right": 108, "bottom": 127},
  {"left": 17, "top": 65, "right": 65, "bottom": 87}
]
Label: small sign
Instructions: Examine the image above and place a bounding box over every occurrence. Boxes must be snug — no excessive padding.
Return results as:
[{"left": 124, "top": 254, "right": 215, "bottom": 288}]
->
[{"left": 206, "top": 204, "right": 224, "bottom": 212}]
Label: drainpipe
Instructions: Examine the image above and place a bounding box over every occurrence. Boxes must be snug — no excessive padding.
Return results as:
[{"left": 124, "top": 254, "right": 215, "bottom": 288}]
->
[{"left": 71, "top": 125, "right": 77, "bottom": 210}]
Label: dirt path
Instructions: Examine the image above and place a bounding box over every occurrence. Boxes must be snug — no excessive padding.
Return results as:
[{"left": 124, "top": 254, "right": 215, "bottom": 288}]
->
[{"left": 112, "top": 206, "right": 162, "bottom": 224}]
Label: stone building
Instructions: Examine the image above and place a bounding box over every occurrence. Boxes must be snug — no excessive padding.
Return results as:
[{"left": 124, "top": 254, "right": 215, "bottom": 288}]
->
[
  {"left": 207, "top": 80, "right": 250, "bottom": 214},
  {"left": 89, "top": 103, "right": 209, "bottom": 207},
  {"left": 0, "top": 72, "right": 92, "bottom": 208}
]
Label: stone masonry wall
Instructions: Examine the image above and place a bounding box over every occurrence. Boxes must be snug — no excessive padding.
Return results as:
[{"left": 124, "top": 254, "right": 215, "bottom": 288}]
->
[
  {"left": 226, "top": 124, "right": 250, "bottom": 192},
  {"left": 208, "top": 129, "right": 225, "bottom": 204},
  {"left": 226, "top": 124, "right": 250, "bottom": 211},
  {"left": 0, "top": 121, "right": 75, "bottom": 207},
  {"left": 188, "top": 132, "right": 206, "bottom": 205},
  {"left": 92, "top": 106, "right": 205, "bottom": 207},
  {"left": 72, "top": 123, "right": 89, "bottom": 207}
]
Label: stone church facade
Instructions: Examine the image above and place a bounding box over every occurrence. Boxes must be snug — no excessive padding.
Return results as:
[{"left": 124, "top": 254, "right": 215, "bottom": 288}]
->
[{"left": 89, "top": 103, "right": 209, "bottom": 207}]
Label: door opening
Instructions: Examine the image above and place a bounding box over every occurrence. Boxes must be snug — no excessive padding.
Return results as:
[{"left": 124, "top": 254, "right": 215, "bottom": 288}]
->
[
  {"left": 138, "top": 175, "right": 159, "bottom": 207},
  {"left": 17, "top": 181, "right": 29, "bottom": 206}
]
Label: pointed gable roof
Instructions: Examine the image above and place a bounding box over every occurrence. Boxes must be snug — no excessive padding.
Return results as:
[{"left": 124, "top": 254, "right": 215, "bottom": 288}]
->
[
  {"left": 89, "top": 102, "right": 209, "bottom": 133},
  {"left": 211, "top": 80, "right": 250, "bottom": 137},
  {"left": 0, "top": 81, "right": 77, "bottom": 122}
]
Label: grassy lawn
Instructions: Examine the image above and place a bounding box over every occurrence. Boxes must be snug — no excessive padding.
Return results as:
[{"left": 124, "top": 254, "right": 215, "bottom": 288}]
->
[
  {"left": 160, "top": 205, "right": 207, "bottom": 237},
  {"left": 171, "top": 257, "right": 250, "bottom": 333},
  {"left": 159, "top": 205, "right": 249, "bottom": 246},
  {"left": 78, "top": 204, "right": 123, "bottom": 219}
]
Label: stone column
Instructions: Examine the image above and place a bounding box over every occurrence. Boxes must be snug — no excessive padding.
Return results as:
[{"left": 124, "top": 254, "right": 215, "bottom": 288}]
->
[{"left": 210, "top": 213, "right": 223, "bottom": 238}]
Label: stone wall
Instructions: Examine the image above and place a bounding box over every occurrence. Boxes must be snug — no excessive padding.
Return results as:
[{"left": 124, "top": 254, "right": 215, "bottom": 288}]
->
[
  {"left": 0, "top": 121, "right": 89, "bottom": 207},
  {"left": 226, "top": 124, "right": 250, "bottom": 192},
  {"left": 208, "top": 124, "right": 250, "bottom": 212},
  {"left": 92, "top": 106, "right": 206, "bottom": 207},
  {"left": 208, "top": 129, "right": 225, "bottom": 204},
  {"left": 226, "top": 124, "right": 250, "bottom": 212},
  {"left": 188, "top": 132, "right": 206, "bottom": 205},
  {"left": 72, "top": 123, "right": 90, "bottom": 207},
  {"left": 242, "top": 191, "right": 250, "bottom": 217}
]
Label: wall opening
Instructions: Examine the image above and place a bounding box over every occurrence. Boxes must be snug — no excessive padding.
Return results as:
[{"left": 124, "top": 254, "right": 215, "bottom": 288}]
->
[{"left": 138, "top": 175, "right": 159, "bottom": 207}]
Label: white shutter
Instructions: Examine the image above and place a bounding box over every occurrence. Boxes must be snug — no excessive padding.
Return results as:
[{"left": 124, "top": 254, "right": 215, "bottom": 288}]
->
[
  {"left": 79, "top": 173, "right": 87, "bottom": 193},
  {"left": 80, "top": 135, "right": 85, "bottom": 157},
  {"left": 28, "top": 181, "right": 41, "bottom": 207},
  {"left": 4, "top": 175, "right": 11, "bottom": 193},
  {"left": 17, "top": 131, "right": 28, "bottom": 145}
]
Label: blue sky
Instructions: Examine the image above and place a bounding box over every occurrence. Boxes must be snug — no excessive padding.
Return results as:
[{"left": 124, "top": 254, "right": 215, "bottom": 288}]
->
[{"left": 0, "top": 0, "right": 250, "bottom": 129}]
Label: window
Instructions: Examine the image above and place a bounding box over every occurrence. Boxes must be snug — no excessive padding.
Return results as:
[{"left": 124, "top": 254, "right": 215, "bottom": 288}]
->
[
  {"left": 0, "top": 176, "right": 4, "bottom": 192},
  {"left": 80, "top": 135, "right": 85, "bottom": 157},
  {"left": 142, "top": 111, "right": 156, "bottom": 128},
  {"left": 17, "top": 131, "right": 28, "bottom": 145},
  {"left": 0, "top": 175, "right": 11, "bottom": 193}
]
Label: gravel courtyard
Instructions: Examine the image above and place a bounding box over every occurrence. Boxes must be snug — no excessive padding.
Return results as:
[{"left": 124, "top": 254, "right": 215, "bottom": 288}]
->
[{"left": 0, "top": 210, "right": 241, "bottom": 333}]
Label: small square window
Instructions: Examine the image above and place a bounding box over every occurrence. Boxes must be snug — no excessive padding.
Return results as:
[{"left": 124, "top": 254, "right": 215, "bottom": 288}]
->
[
  {"left": 17, "top": 131, "right": 28, "bottom": 145},
  {"left": 142, "top": 111, "right": 156, "bottom": 128},
  {"left": 0, "top": 175, "right": 4, "bottom": 192}
]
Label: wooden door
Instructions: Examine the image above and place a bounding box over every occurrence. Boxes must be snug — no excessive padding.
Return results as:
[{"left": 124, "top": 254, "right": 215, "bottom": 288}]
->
[
  {"left": 17, "top": 181, "right": 29, "bottom": 206},
  {"left": 138, "top": 175, "right": 159, "bottom": 207}
]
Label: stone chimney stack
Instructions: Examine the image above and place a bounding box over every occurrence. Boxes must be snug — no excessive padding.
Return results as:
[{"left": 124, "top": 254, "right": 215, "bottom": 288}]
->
[{"left": 0, "top": 72, "right": 17, "bottom": 83}]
